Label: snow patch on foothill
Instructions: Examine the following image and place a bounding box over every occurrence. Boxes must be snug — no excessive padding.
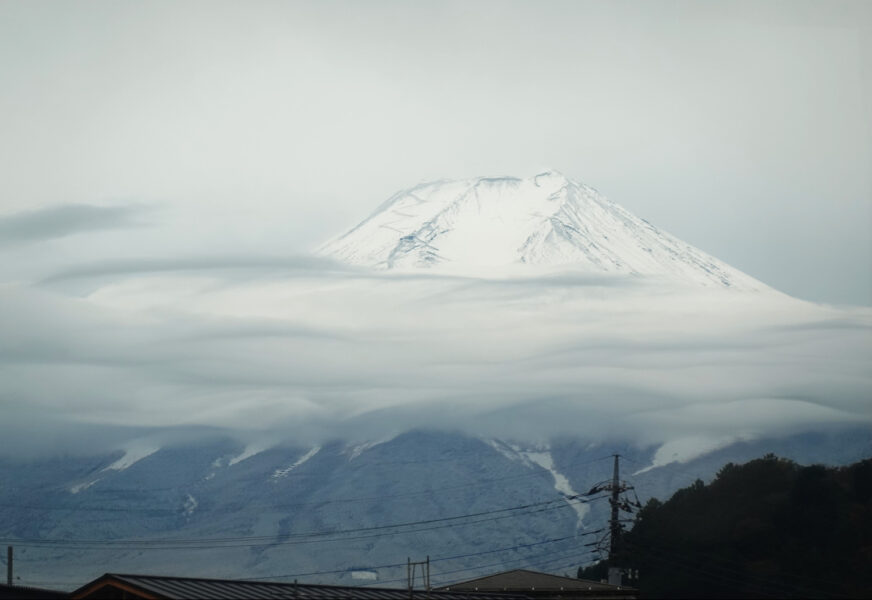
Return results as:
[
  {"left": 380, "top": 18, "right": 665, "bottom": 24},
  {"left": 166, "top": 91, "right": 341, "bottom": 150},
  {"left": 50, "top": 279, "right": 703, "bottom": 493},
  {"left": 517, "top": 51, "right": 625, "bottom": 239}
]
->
[
  {"left": 633, "top": 435, "right": 744, "bottom": 475},
  {"left": 183, "top": 494, "right": 198, "bottom": 516},
  {"left": 101, "top": 445, "right": 160, "bottom": 472},
  {"left": 487, "top": 439, "right": 589, "bottom": 528},
  {"left": 345, "top": 437, "right": 394, "bottom": 461},
  {"left": 521, "top": 449, "right": 590, "bottom": 528},
  {"left": 228, "top": 442, "right": 271, "bottom": 466},
  {"left": 70, "top": 479, "right": 100, "bottom": 494},
  {"left": 485, "top": 439, "right": 525, "bottom": 464},
  {"left": 272, "top": 446, "right": 321, "bottom": 479}
]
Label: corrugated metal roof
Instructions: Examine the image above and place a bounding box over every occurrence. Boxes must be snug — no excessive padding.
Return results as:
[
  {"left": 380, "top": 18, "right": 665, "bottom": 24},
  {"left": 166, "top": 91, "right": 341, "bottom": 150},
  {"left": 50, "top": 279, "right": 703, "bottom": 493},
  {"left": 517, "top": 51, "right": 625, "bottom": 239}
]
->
[
  {"left": 440, "top": 569, "right": 635, "bottom": 593},
  {"left": 72, "top": 573, "right": 530, "bottom": 600}
]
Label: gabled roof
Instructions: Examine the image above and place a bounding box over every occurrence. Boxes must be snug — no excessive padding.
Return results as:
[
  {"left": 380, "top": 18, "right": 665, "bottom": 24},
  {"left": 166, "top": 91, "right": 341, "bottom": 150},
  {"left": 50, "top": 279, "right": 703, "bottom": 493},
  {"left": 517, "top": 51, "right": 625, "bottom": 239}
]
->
[
  {"left": 440, "top": 569, "right": 634, "bottom": 593},
  {"left": 71, "top": 573, "right": 529, "bottom": 600}
]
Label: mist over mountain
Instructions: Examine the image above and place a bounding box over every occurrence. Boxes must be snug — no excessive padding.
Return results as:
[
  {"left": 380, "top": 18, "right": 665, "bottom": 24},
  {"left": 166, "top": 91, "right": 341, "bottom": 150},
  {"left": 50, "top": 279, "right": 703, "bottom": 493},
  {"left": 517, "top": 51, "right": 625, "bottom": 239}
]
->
[
  {"left": 1, "top": 171, "right": 870, "bottom": 589},
  {"left": 1, "top": 171, "right": 870, "bottom": 457}
]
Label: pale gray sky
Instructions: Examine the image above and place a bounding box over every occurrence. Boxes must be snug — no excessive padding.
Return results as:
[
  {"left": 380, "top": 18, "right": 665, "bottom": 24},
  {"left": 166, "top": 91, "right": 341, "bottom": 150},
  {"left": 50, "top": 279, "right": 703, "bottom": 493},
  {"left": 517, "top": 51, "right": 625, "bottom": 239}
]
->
[
  {"left": 0, "top": 0, "right": 870, "bottom": 304},
  {"left": 1, "top": 1, "right": 872, "bottom": 456}
]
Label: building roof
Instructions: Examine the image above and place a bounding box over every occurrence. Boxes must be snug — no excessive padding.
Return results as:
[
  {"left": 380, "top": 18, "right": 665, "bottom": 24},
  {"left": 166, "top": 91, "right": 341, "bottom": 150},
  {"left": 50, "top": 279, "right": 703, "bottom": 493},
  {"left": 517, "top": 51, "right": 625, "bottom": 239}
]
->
[
  {"left": 0, "top": 583, "right": 69, "bottom": 599},
  {"left": 71, "top": 573, "right": 530, "bottom": 600},
  {"left": 439, "top": 569, "right": 635, "bottom": 594}
]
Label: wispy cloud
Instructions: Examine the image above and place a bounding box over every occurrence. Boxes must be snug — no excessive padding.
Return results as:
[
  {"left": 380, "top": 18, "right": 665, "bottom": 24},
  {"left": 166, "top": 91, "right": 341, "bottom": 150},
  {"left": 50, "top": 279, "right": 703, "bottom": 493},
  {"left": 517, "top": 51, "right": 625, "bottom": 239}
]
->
[
  {"left": 1, "top": 263, "right": 870, "bottom": 456},
  {"left": 0, "top": 204, "right": 148, "bottom": 246},
  {"left": 37, "top": 255, "right": 348, "bottom": 284}
]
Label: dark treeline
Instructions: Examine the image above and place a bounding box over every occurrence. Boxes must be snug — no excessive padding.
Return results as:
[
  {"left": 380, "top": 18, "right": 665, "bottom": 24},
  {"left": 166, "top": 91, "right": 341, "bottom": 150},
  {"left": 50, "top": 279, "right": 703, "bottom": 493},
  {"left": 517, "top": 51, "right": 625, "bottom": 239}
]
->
[{"left": 579, "top": 455, "right": 872, "bottom": 598}]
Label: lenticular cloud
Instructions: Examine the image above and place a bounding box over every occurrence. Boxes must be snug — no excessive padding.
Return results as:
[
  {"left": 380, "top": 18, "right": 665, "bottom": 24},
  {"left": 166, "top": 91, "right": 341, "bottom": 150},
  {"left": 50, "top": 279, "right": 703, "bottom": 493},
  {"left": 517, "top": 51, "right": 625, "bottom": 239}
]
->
[
  {"left": 1, "top": 172, "right": 871, "bottom": 453},
  {"left": 1, "top": 259, "right": 869, "bottom": 451}
]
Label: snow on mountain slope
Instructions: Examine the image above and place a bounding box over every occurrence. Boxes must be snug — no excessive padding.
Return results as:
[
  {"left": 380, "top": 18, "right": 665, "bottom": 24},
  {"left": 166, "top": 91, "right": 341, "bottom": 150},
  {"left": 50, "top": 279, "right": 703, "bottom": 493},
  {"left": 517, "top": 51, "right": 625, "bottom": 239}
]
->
[
  {"left": 102, "top": 445, "right": 160, "bottom": 472},
  {"left": 7, "top": 429, "right": 869, "bottom": 588},
  {"left": 70, "top": 444, "right": 160, "bottom": 493},
  {"left": 485, "top": 440, "right": 590, "bottom": 529},
  {"left": 272, "top": 445, "right": 320, "bottom": 479},
  {"left": 320, "top": 171, "right": 766, "bottom": 290},
  {"left": 228, "top": 441, "right": 273, "bottom": 466}
]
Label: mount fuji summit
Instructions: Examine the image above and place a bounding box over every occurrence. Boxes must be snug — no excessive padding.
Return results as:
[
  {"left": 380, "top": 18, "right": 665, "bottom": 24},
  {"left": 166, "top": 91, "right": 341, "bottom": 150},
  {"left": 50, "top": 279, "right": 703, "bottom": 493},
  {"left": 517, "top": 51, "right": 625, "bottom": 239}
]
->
[{"left": 321, "top": 170, "right": 766, "bottom": 290}]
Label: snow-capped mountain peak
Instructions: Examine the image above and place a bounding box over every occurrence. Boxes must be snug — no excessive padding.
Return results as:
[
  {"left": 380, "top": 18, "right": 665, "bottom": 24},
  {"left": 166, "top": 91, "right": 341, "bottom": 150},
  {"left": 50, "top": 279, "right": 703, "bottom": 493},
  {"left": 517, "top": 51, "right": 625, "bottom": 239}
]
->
[{"left": 320, "top": 171, "right": 766, "bottom": 290}]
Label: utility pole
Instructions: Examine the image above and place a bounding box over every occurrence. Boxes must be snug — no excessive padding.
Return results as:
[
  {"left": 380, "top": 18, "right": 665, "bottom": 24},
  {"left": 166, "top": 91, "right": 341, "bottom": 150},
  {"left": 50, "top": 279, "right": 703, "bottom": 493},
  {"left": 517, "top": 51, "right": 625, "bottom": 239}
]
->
[
  {"left": 6, "top": 546, "right": 11, "bottom": 586},
  {"left": 609, "top": 454, "right": 621, "bottom": 559},
  {"left": 407, "top": 556, "right": 430, "bottom": 598},
  {"left": 581, "top": 455, "right": 642, "bottom": 586},
  {"left": 607, "top": 455, "right": 623, "bottom": 586},
  {"left": 605, "top": 455, "right": 640, "bottom": 587}
]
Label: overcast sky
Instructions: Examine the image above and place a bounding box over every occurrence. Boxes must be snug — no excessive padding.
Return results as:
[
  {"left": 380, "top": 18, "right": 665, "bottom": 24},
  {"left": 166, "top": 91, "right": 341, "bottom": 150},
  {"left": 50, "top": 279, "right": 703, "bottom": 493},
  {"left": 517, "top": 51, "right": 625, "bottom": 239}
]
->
[
  {"left": 1, "top": 1, "right": 871, "bottom": 458},
  {"left": 0, "top": 0, "right": 870, "bottom": 304}
]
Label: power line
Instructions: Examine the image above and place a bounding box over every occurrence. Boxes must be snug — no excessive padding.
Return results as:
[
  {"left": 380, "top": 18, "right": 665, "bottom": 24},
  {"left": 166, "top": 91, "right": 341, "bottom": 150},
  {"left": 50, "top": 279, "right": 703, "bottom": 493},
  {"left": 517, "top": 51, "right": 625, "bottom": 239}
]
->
[
  {"left": 13, "top": 534, "right": 604, "bottom": 590},
  {"left": 626, "top": 545, "right": 795, "bottom": 599},
  {"left": 1, "top": 496, "right": 608, "bottom": 550},
  {"left": 1, "top": 453, "right": 619, "bottom": 586},
  {"left": 0, "top": 454, "right": 616, "bottom": 515},
  {"left": 622, "top": 539, "right": 851, "bottom": 600},
  {"left": 427, "top": 547, "right": 602, "bottom": 587},
  {"left": 240, "top": 531, "right": 601, "bottom": 582},
  {"left": 5, "top": 497, "right": 566, "bottom": 544},
  {"left": 365, "top": 546, "right": 603, "bottom": 589}
]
